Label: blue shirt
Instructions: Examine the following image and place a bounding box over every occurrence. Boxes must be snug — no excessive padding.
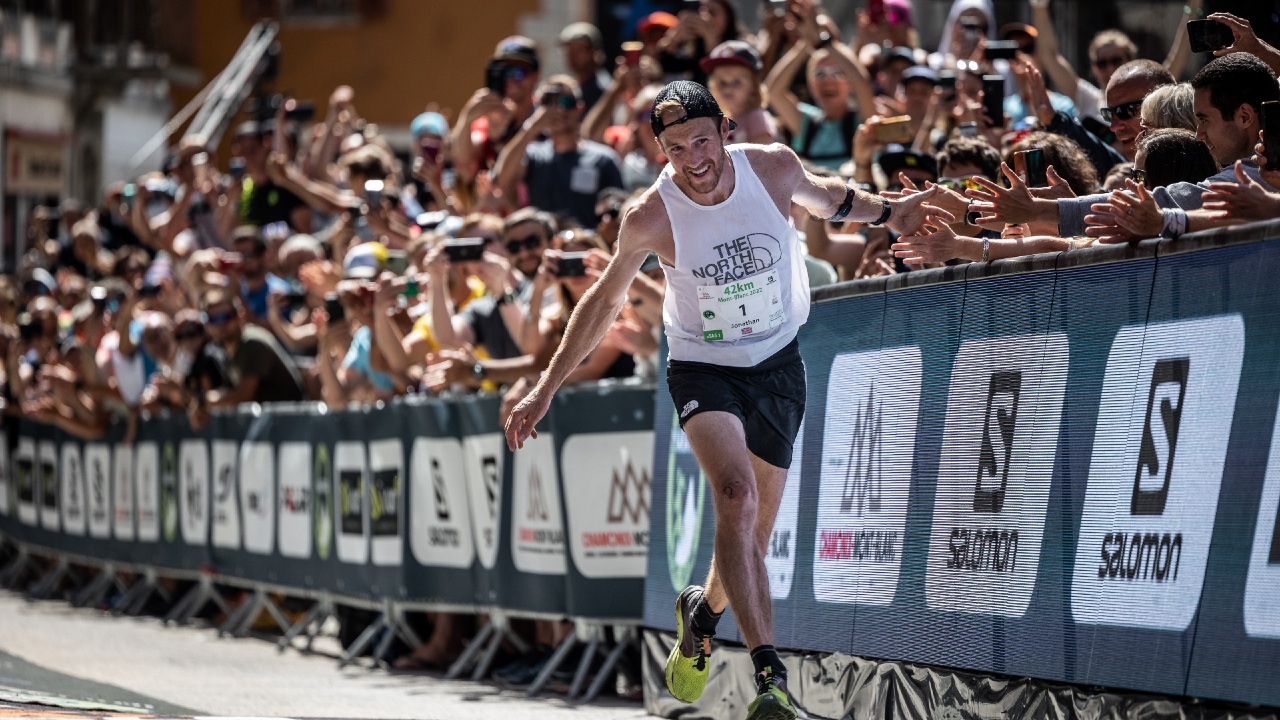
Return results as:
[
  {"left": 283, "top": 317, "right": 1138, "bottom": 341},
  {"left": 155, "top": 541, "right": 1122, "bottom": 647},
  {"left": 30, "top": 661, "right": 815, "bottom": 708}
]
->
[
  {"left": 241, "top": 274, "right": 289, "bottom": 319},
  {"left": 341, "top": 326, "right": 397, "bottom": 393}
]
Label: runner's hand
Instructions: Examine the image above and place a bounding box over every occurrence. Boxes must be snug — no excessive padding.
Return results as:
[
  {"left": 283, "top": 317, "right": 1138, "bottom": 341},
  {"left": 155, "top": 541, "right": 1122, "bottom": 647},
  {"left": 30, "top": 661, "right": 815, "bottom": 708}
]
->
[{"left": 505, "top": 386, "right": 550, "bottom": 451}]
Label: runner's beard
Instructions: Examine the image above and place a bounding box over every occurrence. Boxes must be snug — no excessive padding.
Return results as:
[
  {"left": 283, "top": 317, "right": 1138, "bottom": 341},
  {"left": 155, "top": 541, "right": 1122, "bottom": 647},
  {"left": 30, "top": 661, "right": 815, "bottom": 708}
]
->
[{"left": 684, "top": 151, "right": 727, "bottom": 195}]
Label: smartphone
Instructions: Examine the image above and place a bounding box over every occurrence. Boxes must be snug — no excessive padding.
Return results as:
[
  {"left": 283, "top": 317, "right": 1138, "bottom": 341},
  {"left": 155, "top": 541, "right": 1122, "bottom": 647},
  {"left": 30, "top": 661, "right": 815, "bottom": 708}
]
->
[
  {"left": 1187, "top": 19, "right": 1233, "bottom": 53},
  {"left": 555, "top": 251, "right": 589, "bottom": 278},
  {"left": 982, "top": 75, "right": 1005, "bottom": 128},
  {"left": 364, "top": 179, "right": 384, "bottom": 208},
  {"left": 622, "top": 41, "right": 644, "bottom": 66},
  {"left": 402, "top": 278, "right": 420, "bottom": 298},
  {"left": 938, "top": 70, "right": 957, "bottom": 90},
  {"left": 1014, "top": 148, "right": 1048, "bottom": 187},
  {"left": 324, "top": 292, "right": 345, "bottom": 323},
  {"left": 228, "top": 157, "right": 246, "bottom": 181},
  {"left": 443, "top": 237, "right": 486, "bottom": 263},
  {"left": 874, "top": 116, "right": 914, "bottom": 144},
  {"left": 984, "top": 40, "right": 1020, "bottom": 61},
  {"left": 385, "top": 249, "right": 408, "bottom": 275},
  {"left": 138, "top": 283, "right": 163, "bottom": 299},
  {"left": 958, "top": 121, "right": 979, "bottom": 138},
  {"left": 218, "top": 252, "right": 244, "bottom": 271},
  {"left": 485, "top": 58, "right": 507, "bottom": 97},
  {"left": 1262, "top": 101, "right": 1280, "bottom": 170}
]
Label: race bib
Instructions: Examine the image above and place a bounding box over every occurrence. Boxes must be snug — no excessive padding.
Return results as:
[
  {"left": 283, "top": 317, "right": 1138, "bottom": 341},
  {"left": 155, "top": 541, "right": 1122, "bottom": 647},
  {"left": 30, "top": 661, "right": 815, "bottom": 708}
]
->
[{"left": 698, "top": 269, "right": 784, "bottom": 342}]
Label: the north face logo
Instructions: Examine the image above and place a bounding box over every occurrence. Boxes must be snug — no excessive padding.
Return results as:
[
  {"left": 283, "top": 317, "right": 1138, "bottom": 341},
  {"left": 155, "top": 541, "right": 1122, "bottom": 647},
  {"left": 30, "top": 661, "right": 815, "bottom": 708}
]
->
[{"left": 680, "top": 400, "right": 699, "bottom": 418}]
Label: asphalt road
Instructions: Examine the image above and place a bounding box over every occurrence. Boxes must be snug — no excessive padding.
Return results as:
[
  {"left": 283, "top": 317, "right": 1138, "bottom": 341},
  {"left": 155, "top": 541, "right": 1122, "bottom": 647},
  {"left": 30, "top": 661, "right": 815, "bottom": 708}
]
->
[{"left": 0, "top": 591, "right": 649, "bottom": 719}]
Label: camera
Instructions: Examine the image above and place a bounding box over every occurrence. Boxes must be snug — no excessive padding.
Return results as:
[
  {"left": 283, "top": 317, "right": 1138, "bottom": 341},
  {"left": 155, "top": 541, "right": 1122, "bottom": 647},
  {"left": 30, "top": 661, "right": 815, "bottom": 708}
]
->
[
  {"left": 443, "top": 237, "right": 486, "bottom": 263},
  {"left": 555, "top": 251, "right": 589, "bottom": 278}
]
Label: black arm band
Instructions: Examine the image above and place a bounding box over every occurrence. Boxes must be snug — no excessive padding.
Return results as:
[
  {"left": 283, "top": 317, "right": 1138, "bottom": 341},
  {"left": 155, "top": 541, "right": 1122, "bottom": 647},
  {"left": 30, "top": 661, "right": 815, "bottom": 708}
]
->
[
  {"left": 826, "top": 185, "right": 856, "bottom": 222},
  {"left": 869, "top": 197, "right": 892, "bottom": 227}
]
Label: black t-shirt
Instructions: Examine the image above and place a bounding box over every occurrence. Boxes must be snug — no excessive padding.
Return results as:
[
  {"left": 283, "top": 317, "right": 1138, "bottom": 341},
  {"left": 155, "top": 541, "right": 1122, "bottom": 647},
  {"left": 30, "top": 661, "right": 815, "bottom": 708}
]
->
[
  {"left": 184, "top": 340, "right": 229, "bottom": 401},
  {"left": 241, "top": 178, "right": 307, "bottom": 230},
  {"left": 460, "top": 296, "right": 523, "bottom": 361},
  {"left": 228, "top": 325, "right": 305, "bottom": 403},
  {"left": 524, "top": 139, "right": 623, "bottom": 227}
]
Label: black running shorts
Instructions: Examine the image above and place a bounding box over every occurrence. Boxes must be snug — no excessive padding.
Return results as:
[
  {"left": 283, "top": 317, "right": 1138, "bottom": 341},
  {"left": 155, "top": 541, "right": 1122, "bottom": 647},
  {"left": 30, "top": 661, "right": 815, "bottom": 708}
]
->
[{"left": 666, "top": 338, "right": 806, "bottom": 469}]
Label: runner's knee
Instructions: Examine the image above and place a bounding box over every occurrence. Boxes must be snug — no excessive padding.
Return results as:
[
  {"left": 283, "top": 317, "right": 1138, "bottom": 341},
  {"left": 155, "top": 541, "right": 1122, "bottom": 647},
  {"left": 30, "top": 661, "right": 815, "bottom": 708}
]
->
[{"left": 716, "top": 477, "right": 758, "bottom": 519}]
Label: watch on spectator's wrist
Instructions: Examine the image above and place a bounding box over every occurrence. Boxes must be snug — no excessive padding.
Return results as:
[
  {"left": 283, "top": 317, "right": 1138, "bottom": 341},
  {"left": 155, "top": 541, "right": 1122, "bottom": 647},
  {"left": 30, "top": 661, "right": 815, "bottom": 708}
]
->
[
  {"left": 472, "top": 363, "right": 486, "bottom": 384},
  {"left": 815, "top": 31, "right": 833, "bottom": 49}
]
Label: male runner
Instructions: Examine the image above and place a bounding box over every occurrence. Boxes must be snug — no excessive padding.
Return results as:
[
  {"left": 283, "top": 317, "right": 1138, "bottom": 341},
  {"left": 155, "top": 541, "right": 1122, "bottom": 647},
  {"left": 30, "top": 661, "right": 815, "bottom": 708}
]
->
[{"left": 504, "top": 80, "right": 940, "bottom": 720}]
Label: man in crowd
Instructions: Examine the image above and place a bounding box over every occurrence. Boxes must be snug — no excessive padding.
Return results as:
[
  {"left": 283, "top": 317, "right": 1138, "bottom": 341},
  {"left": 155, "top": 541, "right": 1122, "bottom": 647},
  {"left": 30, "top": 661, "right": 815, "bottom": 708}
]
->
[{"left": 200, "top": 289, "right": 305, "bottom": 409}]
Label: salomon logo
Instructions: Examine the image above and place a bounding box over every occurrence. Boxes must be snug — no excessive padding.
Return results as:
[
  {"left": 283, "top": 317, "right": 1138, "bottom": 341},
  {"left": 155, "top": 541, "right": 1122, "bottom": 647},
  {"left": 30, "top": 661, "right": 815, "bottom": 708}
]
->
[
  {"left": 975, "top": 371, "right": 1021, "bottom": 513},
  {"left": 1132, "top": 358, "right": 1189, "bottom": 516}
]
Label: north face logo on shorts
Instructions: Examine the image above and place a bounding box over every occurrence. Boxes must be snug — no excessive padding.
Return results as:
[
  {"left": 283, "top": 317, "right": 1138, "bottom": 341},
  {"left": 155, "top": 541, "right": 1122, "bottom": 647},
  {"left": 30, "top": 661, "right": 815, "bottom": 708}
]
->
[{"left": 680, "top": 401, "right": 699, "bottom": 418}]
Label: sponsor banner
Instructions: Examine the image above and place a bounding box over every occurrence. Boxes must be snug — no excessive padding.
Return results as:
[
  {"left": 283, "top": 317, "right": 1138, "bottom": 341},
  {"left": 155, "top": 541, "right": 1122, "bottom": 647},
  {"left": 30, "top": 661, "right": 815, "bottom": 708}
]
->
[
  {"left": 561, "top": 432, "right": 653, "bottom": 579},
  {"left": 179, "top": 440, "right": 209, "bottom": 546},
  {"left": 15, "top": 435, "right": 36, "bottom": 526},
  {"left": 38, "top": 440, "right": 58, "bottom": 531},
  {"left": 0, "top": 429, "right": 9, "bottom": 516},
  {"left": 277, "top": 442, "right": 312, "bottom": 560},
  {"left": 815, "top": 347, "right": 920, "bottom": 606},
  {"left": 59, "top": 442, "right": 85, "bottom": 536},
  {"left": 211, "top": 440, "right": 240, "bottom": 550},
  {"left": 134, "top": 442, "right": 160, "bottom": 542},
  {"left": 85, "top": 444, "right": 111, "bottom": 539},
  {"left": 240, "top": 442, "right": 275, "bottom": 555},
  {"left": 510, "top": 433, "right": 566, "bottom": 575},
  {"left": 112, "top": 442, "right": 134, "bottom": 541},
  {"left": 463, "top": 433, "right": 504, "bottom": 573},
  {"left": 368, "top": 439, "right": 403, "bottom": 567},
  {"left": 926, "top": 333, "right": 1067, "bottom": 618},
  {"left": 1071, "top": 316, "right": 1243, "bottom": 630},
  {"left": 1244, "top": 406, "right": 1280, "bottom": 640},
  {"left": 409, "top": 436, "right": 475, "bottom": 569}
]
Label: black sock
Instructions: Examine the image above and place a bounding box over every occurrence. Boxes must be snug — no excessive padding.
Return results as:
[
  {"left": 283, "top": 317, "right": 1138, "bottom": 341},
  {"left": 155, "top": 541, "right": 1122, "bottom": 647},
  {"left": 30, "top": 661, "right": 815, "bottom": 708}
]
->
[
  {"left": 689, "top": 597, "right": 722, "bottom": 636},
  {"left": 750, "top": 645, "right": 785, "bottom": 679}
]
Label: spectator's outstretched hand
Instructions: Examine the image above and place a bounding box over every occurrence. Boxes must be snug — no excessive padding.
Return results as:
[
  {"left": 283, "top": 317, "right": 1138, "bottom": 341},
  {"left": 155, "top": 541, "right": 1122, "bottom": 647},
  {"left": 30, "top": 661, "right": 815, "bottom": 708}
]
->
[
  {"left": 1084, "top": 180, "right": 1159, "bottom": 243},
  {"left": 422, "top": 345, "right": 478, "bottom": 393},
  {"left": 967, "top": 163, "right": 1040, "bottom": 225},
  {"left": 298, "top": 259, "right": 340, "bottom": 297},
  {"left": 1208, "top": 13, "right": 1267, "bottom": 58},
  {"left": 892, "top": 209, "right": 961, "bottom": 267},
  {"left": 1202, "top": 160, "right": 1280, "bottom": 222},
  {"left": 1040, "top": 166, "right": 1075, "bottom": 199}
]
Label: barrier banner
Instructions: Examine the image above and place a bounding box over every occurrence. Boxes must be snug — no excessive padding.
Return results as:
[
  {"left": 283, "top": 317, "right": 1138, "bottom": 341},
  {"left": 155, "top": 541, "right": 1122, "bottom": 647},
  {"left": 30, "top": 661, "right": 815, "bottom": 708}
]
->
[
  {"left": 401, "top": 397, "right": 477, "bottom": 608},
  {"left": 552, "top": 382, "right": 654, "bottom": 620},
  {"left": 643, "top": 236, "right": 1280, "bottom": 707},
  {"left": 456, "top": 393, "right": 566, "bottom": 615}
]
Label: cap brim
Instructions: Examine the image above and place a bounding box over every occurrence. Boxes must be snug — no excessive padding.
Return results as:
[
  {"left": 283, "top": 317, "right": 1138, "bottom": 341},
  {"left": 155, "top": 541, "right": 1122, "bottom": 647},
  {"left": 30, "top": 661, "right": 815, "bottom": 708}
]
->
[{"left": 344, "top": 267, "right": 379, "bottom": 280}]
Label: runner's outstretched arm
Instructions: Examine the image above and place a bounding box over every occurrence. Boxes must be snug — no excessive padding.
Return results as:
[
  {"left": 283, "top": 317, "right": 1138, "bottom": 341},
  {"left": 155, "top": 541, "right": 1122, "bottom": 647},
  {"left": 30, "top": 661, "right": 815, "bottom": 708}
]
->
[{"left": 503, "top": 198, "right": 658, "bottom": 450}]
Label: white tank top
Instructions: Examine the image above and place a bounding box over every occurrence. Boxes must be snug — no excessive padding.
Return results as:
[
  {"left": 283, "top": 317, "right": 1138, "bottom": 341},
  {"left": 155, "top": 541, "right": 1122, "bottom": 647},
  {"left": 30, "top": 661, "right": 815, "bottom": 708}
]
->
[{"left": 657, "top": 145, "right": 810, "bottom": 367}]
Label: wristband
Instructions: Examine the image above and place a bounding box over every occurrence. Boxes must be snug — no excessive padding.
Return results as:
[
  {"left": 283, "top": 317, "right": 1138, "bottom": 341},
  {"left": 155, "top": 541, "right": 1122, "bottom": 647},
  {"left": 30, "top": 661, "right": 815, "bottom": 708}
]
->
[
  {"left": 1160, "top": 208, "right": 1188, "bottom": 239},
  {"left": 982, "top": 237, "right": 991, "bottom": 263},
  {"left": 869, "top": 197, "right": 893, "bottom": 227},
  {"left": 826, "top": 185, "right": 856, "bottom": 222}
]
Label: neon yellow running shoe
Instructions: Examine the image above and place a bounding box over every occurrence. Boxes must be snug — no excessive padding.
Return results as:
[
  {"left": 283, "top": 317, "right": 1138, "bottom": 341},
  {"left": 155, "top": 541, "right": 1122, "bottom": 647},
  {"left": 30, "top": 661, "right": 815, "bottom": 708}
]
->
[
  {"left": 746, "top": 669, "right": 796, "bottom": 720},
  {"left": 664, "top": 585, "right": 712, "bottom": 703}
]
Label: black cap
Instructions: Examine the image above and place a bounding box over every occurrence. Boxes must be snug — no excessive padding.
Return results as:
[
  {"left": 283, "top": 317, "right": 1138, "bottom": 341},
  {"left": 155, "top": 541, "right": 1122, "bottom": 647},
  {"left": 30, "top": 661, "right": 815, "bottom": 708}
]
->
[
  {"left": 878, "top": 145, "right": 939, "bottom": 179},
  {"left": 650, "top": 80, "right": 735, "bottom": 139}
]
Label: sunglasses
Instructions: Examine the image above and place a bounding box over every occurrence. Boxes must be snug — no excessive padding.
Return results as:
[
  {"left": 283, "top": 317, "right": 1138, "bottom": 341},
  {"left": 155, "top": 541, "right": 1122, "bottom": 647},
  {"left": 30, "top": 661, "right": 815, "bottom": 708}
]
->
[
  {"left": 938, "top": 176, "right": 982, "bottom": 193},
  {"left": 175, "top": 329, "right": 203, "bottom": 342},
  {"left": 814, "top": 68, "right": 846, "bottom": 81},
  {"left": 505, "top": 234, "right": 543, "bottom": 254},
  {"left": 204, "top": 309, "right": 235, "bottom": 326},
  {"left": 1100, "top": 99, "right": 1143, "bottom": 124},
  {"left": 541, "top": 93, "right": 577, "bottom": 110},
  {"left": 505, "top": 65, "right": 531, "bottom": 82},
  {"left": 1093, "top": 56, "right": 1126, "bottom": 70},
  {"left": 1133, "top": 168, "right": 1147, "bottom": 186},
  {"left": 596, "top": 209, "right": 619, "bottom": 224}
]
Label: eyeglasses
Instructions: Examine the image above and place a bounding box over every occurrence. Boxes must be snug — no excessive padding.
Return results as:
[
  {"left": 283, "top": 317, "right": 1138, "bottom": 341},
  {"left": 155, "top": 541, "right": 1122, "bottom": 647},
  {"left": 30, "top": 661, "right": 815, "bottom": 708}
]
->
[
  {"left": 595, "top": 209, "right": 619, "bottom": 225},
  {"left": 204, "top": 309, "right": 235, "bottom": 326},
  {"left": 1093, "top": 56, "right": 1126, "bottom": 71},
  {"left": 175, "top": 328, "right": 203, "bottom": 342},
  {"left": 505, "top": 234, "right": 544, "bottom": 254},
  {"left": 938, "top": 176, "right": 982, "bottom": 193},
  {"left": 505, "top": 65, "right": 531, "bottom": 82},
  {"left": 1133, "top": 168, "right": 1147, "bottom": 185},
  {"left": 814, "top": 68, "right": 846, "bottom": 81},
  {"left": 1100, "top": 99, "right": 1143, "bottom": 124}
]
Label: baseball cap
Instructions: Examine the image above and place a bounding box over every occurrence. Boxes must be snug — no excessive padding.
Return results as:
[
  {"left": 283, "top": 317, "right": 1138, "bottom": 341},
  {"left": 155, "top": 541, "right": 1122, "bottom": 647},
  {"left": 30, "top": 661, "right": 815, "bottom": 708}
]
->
[
  {"left": 999, "top": 22, "right": 1039, "bottom": 41},
  {"left": 881, "top": 46, "right": 917, "bottom": 67},
  {"left": 559, "top": 22, "right": 602, "bottom": 49},
  {"left": 700, "top": 40, "right": 762, "bottom": 74},
  {"left": 343, "top": 241, "right": 387, "bottom": 280},
  {"left": 494, "top": 35, "right": 540, "bottom": 71},
  {"left": 24, "top": 268, "right": 56, "bottom": 296},
  {"left": 650, "top": 80, "right": 735, "bottom": 138},
  {"left": 878, "top": 146, "right": 939, "bottom": 179},
  {"left": 638, "top": 12, "right": 677, "bottom": 36},
  {"left": 901, "top": 66, "right": 939, "bottom": 86},
  {"left": 410, "top": 111, "right": 449, "bottom": 139}
]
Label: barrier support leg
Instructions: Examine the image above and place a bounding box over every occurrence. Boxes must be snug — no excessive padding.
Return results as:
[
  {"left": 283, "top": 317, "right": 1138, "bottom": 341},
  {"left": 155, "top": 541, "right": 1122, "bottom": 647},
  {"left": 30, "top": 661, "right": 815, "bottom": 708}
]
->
[
  {"left": 0, "top": 546, "right": 34, "bottom": 590},
  {"left": 369, "top": 601, "right": 423, "bottom": 669},
  {"left": 221, "top": 587, "right": 288, "bottom": 637},
  {"left": 337, "top": 606, "right": 390, "bottom": 669},
  {"left": 580, "top": 624, "right": 638, "bottom": 703},
  {"left": 445, "top": 621, "right": 496, "bottom": 680},
  {"left": 568, "top": 624, "right": 604, "bottom": 699},
  {"left": 164, "top": 574, "right": 230, "bottom": 626},
  {"left": 471, "top": 611, "right": 530, "bottom": 682},
  {"left": 278, "top": 596, "right": 335, "bottom": 653},
  {"left": 28, "top": 555, "right": 77, "bottom": 600},
  {"left": 115, "top": 569, "right": 170, "bottom": 617},
  {"left": 72, "top": 563, "right": 121, "bottom": 608},
  {"left": 526, "top": 627, "right": 579, "bottom": 697}
]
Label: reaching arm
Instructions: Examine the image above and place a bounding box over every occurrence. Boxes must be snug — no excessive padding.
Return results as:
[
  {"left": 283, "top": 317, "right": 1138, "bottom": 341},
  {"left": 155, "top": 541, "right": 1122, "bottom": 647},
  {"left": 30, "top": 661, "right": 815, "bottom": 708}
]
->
[
  {"left": 1030, "top": 1, "right": 1081, "bottom": 100},
  {"left": 1163, "top": 0, "right": 1201, "bottom": 80},
  {"left": 763, "top": 41, "right": 809, "bottom": 136}
]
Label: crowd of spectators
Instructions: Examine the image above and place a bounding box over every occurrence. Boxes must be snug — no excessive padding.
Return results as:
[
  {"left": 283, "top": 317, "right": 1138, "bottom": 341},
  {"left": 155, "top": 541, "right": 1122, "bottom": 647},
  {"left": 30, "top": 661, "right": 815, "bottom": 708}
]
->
[{"left": 5, "top": 0, "right": 1280, "bottom": 687}]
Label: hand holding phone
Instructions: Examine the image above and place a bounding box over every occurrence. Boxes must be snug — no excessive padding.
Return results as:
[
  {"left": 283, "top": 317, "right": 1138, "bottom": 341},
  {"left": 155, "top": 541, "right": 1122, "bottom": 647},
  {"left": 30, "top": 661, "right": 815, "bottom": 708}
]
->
[
  {"left": 982, "top": 75, "right": 1005, "bottom": 128},
  {"left": 874, "top": 116, "right": 914, "bottom": 144},
  {"left": 554, "top": 251, "right": 589, "bottom": 278},
  {"left": 1187, "top": 19, "right": 1233, "bottom": 53},
  {"left": 622, "top": 41, "right": 644, "bottom": 66},
  {"left": 443, "top": 237, "right": 486, "bottom": 263},
  {"left": 1014, "top": 148, "right": 1048, "bottom": 187}
]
